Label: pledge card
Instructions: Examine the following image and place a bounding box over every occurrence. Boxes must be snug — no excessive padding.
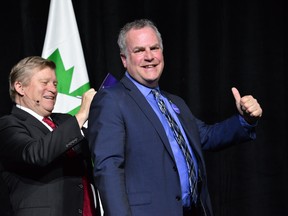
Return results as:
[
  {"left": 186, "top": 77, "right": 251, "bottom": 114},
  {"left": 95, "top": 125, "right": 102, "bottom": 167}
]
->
[{"left": 98, "top": 73, "right": 118, "bottom": 90}]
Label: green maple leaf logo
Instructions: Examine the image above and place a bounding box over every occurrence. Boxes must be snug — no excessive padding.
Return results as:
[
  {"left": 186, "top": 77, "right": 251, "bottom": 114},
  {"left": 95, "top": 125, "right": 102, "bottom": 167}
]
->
[{"left": 47, "top": 49, "right": 90, "bottom": 115}]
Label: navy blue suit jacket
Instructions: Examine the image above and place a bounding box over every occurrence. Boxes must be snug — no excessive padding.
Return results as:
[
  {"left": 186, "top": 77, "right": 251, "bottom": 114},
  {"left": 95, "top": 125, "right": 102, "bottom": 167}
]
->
[{"left": 88, "top": 76, "right": 254, "bottom": 216}]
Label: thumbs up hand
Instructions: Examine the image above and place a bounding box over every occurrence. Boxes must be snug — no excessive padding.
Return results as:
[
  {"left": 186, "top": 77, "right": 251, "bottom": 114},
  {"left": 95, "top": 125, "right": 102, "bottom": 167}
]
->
[{"left": 231, "top": 87, "right": 262, "bottom": 124}]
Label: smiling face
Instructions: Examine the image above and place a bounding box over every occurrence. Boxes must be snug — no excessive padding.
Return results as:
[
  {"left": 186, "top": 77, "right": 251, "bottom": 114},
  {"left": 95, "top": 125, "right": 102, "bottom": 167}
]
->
[
  {"left": 120, "top": 26, "right": 164, "bottom": 88},
  {"left": 15, "top": 67, "right": 58, "bottom": 117}
]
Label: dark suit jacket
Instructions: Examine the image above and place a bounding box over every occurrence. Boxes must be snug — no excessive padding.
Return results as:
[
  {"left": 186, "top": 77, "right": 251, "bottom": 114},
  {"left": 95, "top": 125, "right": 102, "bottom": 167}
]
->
[
  {"left": 88, "top": 76, "right": 254, "bottom": 216},
  {"left": 0, "top": 106, "right": 99, "bottom": 216},
  {"left": 0, "top": 171, "right": 13, "bottom": 216}
]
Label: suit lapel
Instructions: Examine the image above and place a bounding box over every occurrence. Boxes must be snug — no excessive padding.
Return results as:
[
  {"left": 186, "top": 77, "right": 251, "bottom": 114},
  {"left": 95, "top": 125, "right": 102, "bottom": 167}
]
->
[
  {"left": 161, "top": 91, "right": 204, "bottom": 165},
  {"left": 11, "top": 106, "right": 51, "bottom": 134},
  {"left": 121, "top": 77, "right": 176, "bottom": 160},
  {"left": 160, "top": 93, "right": 205, "bottom": 167},
  {"left": 177, "top": 113, "right": 203, "bottom": 159}
]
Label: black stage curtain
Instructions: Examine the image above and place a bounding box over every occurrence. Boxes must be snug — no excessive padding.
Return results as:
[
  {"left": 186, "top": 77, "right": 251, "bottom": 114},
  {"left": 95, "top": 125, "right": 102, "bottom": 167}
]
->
[{"left": 0, "top": 0, "right": 287, "bottom": 215}]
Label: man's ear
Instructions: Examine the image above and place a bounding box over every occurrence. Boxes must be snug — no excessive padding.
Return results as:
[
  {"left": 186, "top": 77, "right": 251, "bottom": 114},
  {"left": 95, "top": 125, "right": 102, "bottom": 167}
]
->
[
  {"left": 14, "top": 81, "right": 25, "bottom": 96},
  {"left": 120, "top": 53, "right": 127, "bottom": 68}
]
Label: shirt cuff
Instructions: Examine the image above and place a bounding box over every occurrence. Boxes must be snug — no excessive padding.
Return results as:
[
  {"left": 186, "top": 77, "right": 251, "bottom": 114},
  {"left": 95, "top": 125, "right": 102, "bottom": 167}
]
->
[{"left": 238, "top": 115, "right": 257, "bottom": 139}]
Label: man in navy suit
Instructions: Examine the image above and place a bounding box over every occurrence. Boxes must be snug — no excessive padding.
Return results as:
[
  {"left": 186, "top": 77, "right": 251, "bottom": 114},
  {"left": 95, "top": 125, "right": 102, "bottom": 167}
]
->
[
  {"left": 0, "top": 56, "right": 100, "bottom": 216},
  {"left": 88, "top": 19, "right": 263, "bottom": 216}
]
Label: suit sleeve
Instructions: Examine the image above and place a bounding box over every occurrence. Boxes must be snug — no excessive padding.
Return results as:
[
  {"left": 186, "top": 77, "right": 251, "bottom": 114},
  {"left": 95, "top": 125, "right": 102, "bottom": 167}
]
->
[
  {"left": 170, "top": 94, "right": 255, "bottom": 151},
  {"left": 196, "top": 115, "right": 255, "bottom": 150},
  {"left": 88, "top": 89, "right": 132, "bottom": 216},
  {"left": 0, "top": 115, "right": 84, "bottom": 166}
]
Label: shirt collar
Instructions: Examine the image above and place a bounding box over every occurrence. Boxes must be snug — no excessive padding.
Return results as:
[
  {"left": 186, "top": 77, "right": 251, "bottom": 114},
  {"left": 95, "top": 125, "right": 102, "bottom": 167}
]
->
[
  {"left": 125, "top": 71, "right": 160, "bottom": 98},
  {"left": 16, "top": 104, "right": 45, "bottom": 122}
]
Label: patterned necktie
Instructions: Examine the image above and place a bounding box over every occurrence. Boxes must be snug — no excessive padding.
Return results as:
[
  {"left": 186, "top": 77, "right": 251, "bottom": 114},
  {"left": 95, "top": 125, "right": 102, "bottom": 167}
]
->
[{"left": 151, "top": 89, "right": 199, "bottom": 204}]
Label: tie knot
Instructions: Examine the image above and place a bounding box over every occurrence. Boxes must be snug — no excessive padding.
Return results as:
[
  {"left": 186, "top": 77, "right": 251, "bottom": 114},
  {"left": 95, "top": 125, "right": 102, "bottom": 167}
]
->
[
  {"left": 42, "top": 117, "right": 56, "bottom": 129},
  {"left": 151, "top": 89, "right": 160, "bottom": 98}
]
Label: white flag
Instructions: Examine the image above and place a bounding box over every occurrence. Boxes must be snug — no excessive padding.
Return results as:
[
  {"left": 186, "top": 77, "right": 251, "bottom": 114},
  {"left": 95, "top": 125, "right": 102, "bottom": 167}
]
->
[{"left": 42, "top": 0, "right": 89, "bottom": 115}]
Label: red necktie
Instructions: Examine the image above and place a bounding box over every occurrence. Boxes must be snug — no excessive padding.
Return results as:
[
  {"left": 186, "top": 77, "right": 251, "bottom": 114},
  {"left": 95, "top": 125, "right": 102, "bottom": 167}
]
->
[
  {"left": 82, "top": 174, "right": 97, "bottom": 216},
  {"left": 42, "top": 116, "right": 97, "bottom": 215},
  {"left": 42, "top": 117, "right": 56, "bottom": 129}
]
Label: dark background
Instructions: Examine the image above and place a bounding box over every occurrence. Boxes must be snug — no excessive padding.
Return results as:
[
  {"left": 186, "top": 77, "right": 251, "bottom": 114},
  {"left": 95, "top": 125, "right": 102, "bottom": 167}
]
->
[{"left": 0, "top": 0, "right": 287, "bottom": 215}]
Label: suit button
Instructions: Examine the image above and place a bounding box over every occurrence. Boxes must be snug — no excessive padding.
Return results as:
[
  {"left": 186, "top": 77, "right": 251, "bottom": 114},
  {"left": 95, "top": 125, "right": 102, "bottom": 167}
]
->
[
  {"left": 78, "top": 209, "right": 83, "bottom": 214},
  {"left": 176, "top": 195, "right": 181, "bottom": 201},
  {"left": 78, "top": 184, "right": 83, "bottom": 189},
  {"left": 173, "top": 166, "right": 177, "bottom": 171}
]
